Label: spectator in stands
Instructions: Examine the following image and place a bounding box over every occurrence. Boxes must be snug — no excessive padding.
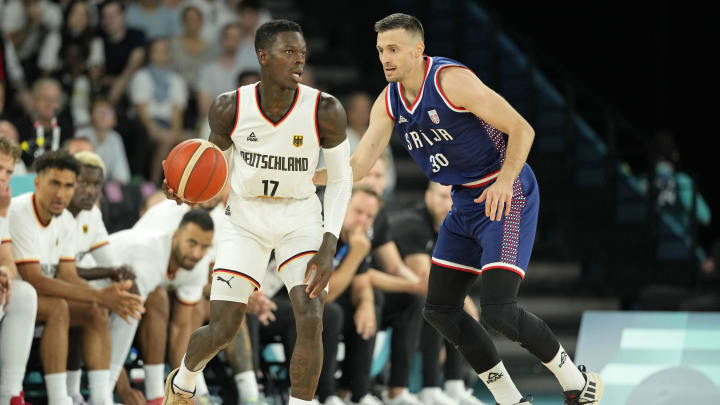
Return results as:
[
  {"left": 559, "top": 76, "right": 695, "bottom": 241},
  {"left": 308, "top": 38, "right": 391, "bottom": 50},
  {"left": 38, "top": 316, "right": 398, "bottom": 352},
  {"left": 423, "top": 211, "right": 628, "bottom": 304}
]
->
[
  {"left": 0, "top": 120, "right": 28, "bottom": 174},
  {"left": 130, "top": 37, "right": 188, "bottom": 182},
  {"left": 9, "top": 151, "right": 144, "bottom": 405},
  {"left": 75, "top": 99, "right": 132, "bottom": 184},
  {"left": 39, "top": 0, "right": 103, "bottom": 77},
  {"left": 98, "top": 0, "right": 147, "bottom": 105},
  {"left": 13, "top": 77, "right": 75, "bottom": 169},
  {"left": 392, "top": 182, "right": 485, "bottom": 405},
  {"left": 107, "top": 210, "right": 214, "bottom": 403},
  {"left": 64, "top": 137, "right": 94, "bottom": 154},
  {"left": 0, "top": 137, "right": 37, "bottom": 405},
  {"left": 234, "top": 0, "right": 269, "bottom": 73},
  {"left": 184, "top": 0, "right": 238, "bottom": 44},
  {"left": 1, "top": 38, "right": 34, "bottom": 118},
  {"left": 346, "top": 92, "right": 396, "bottom": 195},
  {"left": 171, "top": 5, "right": 217, "bottom": 92},
  {"left": 321, "top": 185, "right": 380, "bottom": 405},
  {"left": 196, "top": 22, "right": 243, "bottom": 135},
  {"left": 126, "top": 0, "right": 179, "bottom": 40},
  {"left": 355, "top": 157, "right": 427, "bottom": 405},
  {"left": 237, "top": 70, "right": 260, "bottom": 87},
  {"left": 1, "top": 0, "right": 62, "bottom": 82}
]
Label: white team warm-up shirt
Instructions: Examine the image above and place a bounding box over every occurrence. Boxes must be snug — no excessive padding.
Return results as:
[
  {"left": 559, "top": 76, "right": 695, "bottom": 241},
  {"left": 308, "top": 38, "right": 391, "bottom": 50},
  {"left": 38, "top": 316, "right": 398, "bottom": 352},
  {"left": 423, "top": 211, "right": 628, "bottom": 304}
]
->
[
  {"left": 133, "top": 200, "right": 224, "bottom": 263},
  {"left": 8, "top": 193, "right": 76, "bottom": 278},
  {"left": 108, "top": 228, "right": 209, "bottom": 304},
  {"left": 73, "top": 205, "right": 116, "bottom": 268},
  {"left": 230, "top": 83, "right": 321, "bottom": 199}
]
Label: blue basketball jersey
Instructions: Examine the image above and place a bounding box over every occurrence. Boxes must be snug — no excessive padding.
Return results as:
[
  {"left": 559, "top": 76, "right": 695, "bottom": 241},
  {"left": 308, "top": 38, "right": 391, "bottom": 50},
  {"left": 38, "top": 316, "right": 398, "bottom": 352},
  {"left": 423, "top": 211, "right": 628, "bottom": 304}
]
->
[{"left": 386, "top": 56, "right": 507, "bottom": 185}]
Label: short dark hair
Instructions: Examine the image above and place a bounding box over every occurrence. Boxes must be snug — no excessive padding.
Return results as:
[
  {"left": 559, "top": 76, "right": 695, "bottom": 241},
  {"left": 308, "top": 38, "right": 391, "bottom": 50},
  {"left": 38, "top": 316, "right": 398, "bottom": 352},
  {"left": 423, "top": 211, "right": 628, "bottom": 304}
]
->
[
  {"left": 255, "top": 19, "right": 302, "bottom": 52},
  {"left": 179, "top": 209, "right": 214, "bottom": 232},
  {"left": 374, "top": 13, "right": 424, "bottom": 40},
  {"left": 99, "top": 0, "right": 124, "bottom": 13},
  {"left": 33, "top": 150, "right": 81, "bottom": 175},
  {"left": 351, "top": 184, "right": 382, "bottom": 205}
]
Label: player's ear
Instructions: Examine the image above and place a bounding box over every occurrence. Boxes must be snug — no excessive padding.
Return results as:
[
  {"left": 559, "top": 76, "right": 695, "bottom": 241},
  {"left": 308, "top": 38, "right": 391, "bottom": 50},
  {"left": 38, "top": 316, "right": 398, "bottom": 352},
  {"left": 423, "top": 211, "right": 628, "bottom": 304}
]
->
[
  {"left": 415, "top": 41, "right": 425, "bottom": 57},
  {"left": 257, "top": 49, "right": 267, "bottom": 66}
]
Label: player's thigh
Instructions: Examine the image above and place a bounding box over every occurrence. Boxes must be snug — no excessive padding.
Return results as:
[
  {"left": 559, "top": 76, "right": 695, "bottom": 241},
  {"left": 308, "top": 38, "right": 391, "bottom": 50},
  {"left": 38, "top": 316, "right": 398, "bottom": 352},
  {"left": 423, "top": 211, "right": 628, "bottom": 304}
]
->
[
  {"left": 476, "top": 170, "right": 539, "bottom": 278},
  {"left": 274, "top": 199, "right": 324, "bottom": 293},
  {"left": 211, "top": 219, "right": 273, "bottom": 304}
]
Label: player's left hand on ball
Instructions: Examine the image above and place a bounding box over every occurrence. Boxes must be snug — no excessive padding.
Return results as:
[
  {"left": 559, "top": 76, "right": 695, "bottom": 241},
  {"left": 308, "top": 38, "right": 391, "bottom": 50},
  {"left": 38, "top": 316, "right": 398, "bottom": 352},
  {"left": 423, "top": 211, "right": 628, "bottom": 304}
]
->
[
  {"left": 474, "top": 181, "right": 513, "bottom": 221},
  {"left": 304, "top": 250, "right": 333, "bottom": 299}
]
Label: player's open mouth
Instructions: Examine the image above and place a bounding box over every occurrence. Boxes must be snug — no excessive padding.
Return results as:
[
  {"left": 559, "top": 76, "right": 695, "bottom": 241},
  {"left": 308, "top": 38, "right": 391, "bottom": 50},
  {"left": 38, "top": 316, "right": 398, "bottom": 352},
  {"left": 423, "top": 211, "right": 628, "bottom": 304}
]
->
[
  {"left": 384, "top": 67, "right": 396, "bottom": 74},
  {"left": 292, "top": 72, "right": 303, "bottom": 82}
]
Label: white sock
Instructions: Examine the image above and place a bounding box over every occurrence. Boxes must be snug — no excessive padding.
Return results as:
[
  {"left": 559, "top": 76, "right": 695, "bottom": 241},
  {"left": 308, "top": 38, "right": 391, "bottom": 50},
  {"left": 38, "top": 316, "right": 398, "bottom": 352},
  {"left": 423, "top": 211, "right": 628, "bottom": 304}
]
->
[
  {"left": 542, "top": 345, "right": 585, "bottom": 392},
  {"left": 289, "top": 397, "right": 314, "bottom": 405},
  {"left": 478, "top": 362, "right": 522, "bottom": 405},
  {"left": 444, "top": 380, "right": 466, "bottom": 397},
  {"left": 67, "top": 369, "right": 82, "bottom": 397},
  {"left": 109, "top": 314, "right": 139, "bottom": 385},
  {"left": 234, "top": 370, "right": 259, "bottom": 402},
  {"left": 143, "top": 364, "right": 165, "bottom": 400},
  {"left": 173, "top": 356, "right": 203, "bottom": 395},
  {"left": 0, "top": 281, "right": 37, "bottom": 399},
  {"left": 45, "top": 372, "right": 70, "bottom": 405},
  {"left": 195, "top": 373, "right": 209, "bottom": 396},
  {"left": 88, "top": 370, "right": 110, "bottom": 405}
]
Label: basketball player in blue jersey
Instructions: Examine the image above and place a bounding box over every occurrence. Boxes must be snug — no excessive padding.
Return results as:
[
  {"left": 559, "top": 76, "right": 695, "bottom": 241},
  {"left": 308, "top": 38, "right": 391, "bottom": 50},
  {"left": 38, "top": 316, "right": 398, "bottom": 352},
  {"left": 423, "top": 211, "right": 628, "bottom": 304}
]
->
[{"left": 316, "top": 13, "right": 603, "bottom": 405}]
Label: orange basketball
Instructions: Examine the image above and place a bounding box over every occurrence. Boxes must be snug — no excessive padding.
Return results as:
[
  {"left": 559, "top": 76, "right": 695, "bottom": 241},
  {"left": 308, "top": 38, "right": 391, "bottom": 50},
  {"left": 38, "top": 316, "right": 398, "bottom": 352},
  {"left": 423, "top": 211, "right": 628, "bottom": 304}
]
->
[{"left": 163, "top": 139, "right": 228, "bottom": 203}]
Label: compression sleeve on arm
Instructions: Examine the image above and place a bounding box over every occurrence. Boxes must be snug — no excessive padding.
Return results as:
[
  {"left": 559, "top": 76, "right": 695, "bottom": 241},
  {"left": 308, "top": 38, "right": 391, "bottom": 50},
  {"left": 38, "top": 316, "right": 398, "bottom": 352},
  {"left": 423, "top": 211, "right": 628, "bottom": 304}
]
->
[{"left": 322, "top": 139, "right": 353, "bottom": 238}]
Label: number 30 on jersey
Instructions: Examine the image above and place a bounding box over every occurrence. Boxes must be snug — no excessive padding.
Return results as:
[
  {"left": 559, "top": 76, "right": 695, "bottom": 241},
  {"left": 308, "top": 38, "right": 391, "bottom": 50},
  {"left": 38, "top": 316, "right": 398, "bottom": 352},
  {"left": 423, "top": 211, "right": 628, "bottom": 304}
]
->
[{"left": 429, "top": 153, "right": 449, "bottom": 173}]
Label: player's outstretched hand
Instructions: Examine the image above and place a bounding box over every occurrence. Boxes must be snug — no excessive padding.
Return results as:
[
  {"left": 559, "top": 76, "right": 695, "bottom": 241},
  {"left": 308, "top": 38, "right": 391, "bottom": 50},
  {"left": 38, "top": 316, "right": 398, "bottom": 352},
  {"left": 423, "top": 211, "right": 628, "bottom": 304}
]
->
[
  {"left": 305, "top": 235, "right": 337, "bottom": 299},
  {"left": 247, "top": 290, "right": 278, "bottom": 325},
  {"left": 474, "top": 180, "right": 513, "bottom": 221},
  {"left": 101, "top": 280, "right": 145, "bottom": 322}
]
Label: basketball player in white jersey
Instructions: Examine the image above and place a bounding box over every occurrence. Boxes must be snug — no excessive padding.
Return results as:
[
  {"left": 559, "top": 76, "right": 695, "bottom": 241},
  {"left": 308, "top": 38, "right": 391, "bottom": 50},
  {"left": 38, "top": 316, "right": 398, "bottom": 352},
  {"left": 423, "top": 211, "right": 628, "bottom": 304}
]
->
[
  {"left": 162, "top": 19, "right": 353, "bottom": 405},
  {"left": 0, "top": 137, "right": 38, "bottom": 405}
]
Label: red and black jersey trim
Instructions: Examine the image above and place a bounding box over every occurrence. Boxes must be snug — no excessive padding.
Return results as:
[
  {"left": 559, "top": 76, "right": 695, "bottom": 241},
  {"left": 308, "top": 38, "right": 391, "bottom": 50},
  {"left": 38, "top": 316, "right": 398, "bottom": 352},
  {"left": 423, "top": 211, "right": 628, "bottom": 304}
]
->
[{"left": 212, "top": 268, "right": 260, "bottom": 289}]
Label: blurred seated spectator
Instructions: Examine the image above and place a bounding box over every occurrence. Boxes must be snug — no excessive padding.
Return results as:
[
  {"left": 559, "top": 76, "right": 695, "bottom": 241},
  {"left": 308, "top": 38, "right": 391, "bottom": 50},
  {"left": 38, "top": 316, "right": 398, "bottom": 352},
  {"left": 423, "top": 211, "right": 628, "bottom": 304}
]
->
[
  {"left": 184, "top": 0, "right": 238, "bottom": 44},
  {"left": 1, "top": 0, "right": 62, "bottom": 82},
  {"left": 126, "top": 0, "right": 179, "bottom": 40},
  {"left": 12, "top": 77, "right": 75, "bottom": 169},
  {"left": 39, "top": 0, "right": 103, "bottom": 77},
  {"left": 1, "top": 39, "right": 34, "bottom": 118},
  {"left": 75, "top": 99, "right": 132, "bottom": 184},
  {"left": 171, "top": 5, "right": 217, "bottom": 92},
  {"left": 196, "top": 22, "right": 242, "bottom": 137},
  {"left": 98, "top": 0, "right": 147, "bottom": 105},
  {"left": 0, "top": 120, "right": 28, "bottom": 174},
  {"left": 234, "top": 0, "right": 269, "bottom": 74},
  {"left": 63, "top": 136, "right": 94, "bottom": 154},
  {"left": 236, "top": 70, "right": 260, "bottom": 87},
  {"left": 130, "top": 38, "right": 188, "bottom": 182},
  {"left": 346, "top": 92, "right": 396, "bottom": 195}
]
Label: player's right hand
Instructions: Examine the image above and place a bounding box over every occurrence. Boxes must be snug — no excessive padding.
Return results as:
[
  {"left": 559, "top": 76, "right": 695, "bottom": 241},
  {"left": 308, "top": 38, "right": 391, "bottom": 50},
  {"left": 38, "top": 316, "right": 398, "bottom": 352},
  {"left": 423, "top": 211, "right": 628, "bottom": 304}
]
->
[
  {"left": 101, "top": 280, "right": 145, "bottom": 322},
  {"left": 161, "top": 160, "right": 185, "bottom": 205},
  {"left": 111, "top": 265, "right": 136, "bottom": 282}
]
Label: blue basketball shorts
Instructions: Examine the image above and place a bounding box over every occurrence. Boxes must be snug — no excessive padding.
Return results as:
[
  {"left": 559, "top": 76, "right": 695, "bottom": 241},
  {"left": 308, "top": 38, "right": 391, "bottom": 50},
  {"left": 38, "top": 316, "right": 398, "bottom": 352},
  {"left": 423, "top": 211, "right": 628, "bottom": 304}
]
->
[{"left": 431, "top": 164, "right": 539, "bottom": 278}]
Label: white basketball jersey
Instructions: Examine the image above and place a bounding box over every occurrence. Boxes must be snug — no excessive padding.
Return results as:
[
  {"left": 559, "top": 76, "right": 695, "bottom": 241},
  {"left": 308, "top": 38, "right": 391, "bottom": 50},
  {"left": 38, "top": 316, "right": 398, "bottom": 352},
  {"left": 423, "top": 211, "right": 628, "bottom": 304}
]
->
[{"left": 230, "top": 83, "right": 321, "bottom": 199}]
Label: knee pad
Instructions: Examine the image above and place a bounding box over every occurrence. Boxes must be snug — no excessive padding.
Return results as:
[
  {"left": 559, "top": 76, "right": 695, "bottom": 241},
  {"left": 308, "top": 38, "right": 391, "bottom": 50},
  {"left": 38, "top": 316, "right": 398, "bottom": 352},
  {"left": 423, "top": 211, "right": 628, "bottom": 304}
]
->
[
  {"left": 422, "top": 303, "right": 466, "bottom": 345},
  {"left": 480, "top": 302, "right": 521, "bottom": 341}
]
